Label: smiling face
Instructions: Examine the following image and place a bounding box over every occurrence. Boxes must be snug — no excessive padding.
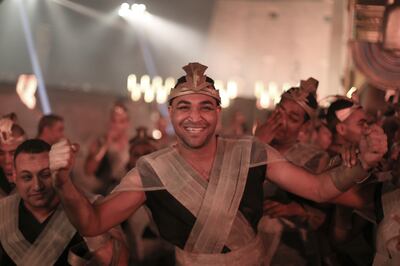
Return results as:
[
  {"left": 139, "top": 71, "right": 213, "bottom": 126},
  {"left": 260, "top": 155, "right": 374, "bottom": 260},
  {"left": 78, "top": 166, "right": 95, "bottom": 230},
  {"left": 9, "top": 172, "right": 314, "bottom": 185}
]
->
[
  {"left": 14, "top": 152, "right": 57, "bottom": 210},
  {"left": 169, "top": 94, "right": 221, "bottom": 149}
]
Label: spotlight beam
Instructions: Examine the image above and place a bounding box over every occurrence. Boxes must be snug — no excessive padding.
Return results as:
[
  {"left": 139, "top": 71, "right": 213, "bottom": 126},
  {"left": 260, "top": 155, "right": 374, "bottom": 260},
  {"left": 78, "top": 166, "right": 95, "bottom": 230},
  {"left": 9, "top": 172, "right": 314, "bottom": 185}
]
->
[
  {"left": 52, "top": 0, "right": 106, "bottom": 22},
  {"left": 16, "top": 0, "right": 51, "bottom": 114}
]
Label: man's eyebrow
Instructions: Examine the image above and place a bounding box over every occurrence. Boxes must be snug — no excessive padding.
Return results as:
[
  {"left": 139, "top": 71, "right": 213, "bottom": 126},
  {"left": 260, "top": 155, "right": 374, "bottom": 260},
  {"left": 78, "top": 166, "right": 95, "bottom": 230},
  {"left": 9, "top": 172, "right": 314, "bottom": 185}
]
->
[
  {"left": 18, "top": 170, "right": 31, "bottom": 175},
  {"left": 200, "top": 100, "right": 215, "bottom": 105},
  {"left": 176, "top": 100, "right": 191, "bottom": 105},
  {"left": 39, "top": 167, "right": 50, "bottom": 173}
]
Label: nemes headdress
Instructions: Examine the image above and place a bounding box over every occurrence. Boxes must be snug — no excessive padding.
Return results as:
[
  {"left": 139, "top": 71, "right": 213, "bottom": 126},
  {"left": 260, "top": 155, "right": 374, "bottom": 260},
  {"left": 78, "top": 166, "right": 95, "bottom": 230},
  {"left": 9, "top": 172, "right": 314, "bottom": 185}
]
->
[
  {"left": 281, "top": 77, "right": 319, "bottom": 118},
  {"left": 167, "top": 62, "right": 221, "bottom": 103}
]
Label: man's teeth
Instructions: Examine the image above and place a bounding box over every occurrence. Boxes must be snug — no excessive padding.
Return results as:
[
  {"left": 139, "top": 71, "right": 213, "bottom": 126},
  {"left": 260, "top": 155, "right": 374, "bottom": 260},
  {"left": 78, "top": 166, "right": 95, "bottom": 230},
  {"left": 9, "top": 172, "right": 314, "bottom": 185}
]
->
[{"left": 186, "top": 127, "right": 204, "bottom": 132}]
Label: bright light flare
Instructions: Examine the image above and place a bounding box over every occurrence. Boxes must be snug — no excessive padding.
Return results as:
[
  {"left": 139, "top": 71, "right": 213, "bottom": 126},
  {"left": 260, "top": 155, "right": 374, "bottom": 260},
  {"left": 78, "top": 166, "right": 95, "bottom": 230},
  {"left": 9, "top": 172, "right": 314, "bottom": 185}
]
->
[
  {"left": 226, "top": 80, "right": 238, "bottom": 99},
  {"left": 16, "top": 74, "right": 37, "bottom": 109},
  {"left": 346, "top": 86, "right": 357, "bottom": 98},
  {"left": 118, "top": 2, "right": 150, "bottom": 21},
  {"left": 152, "top": 129, "right": 162, "bottom": 140}
]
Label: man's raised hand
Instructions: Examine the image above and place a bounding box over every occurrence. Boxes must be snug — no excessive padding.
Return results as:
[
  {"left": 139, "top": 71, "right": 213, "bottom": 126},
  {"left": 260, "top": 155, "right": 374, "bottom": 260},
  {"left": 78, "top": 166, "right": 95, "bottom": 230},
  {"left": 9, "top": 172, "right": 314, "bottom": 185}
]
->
[
  {"left": 358, "top": 124, "right": 388, "bottom": 169},
  {"left": 49, "top": 139, "right": 79, "bottom": 187}
]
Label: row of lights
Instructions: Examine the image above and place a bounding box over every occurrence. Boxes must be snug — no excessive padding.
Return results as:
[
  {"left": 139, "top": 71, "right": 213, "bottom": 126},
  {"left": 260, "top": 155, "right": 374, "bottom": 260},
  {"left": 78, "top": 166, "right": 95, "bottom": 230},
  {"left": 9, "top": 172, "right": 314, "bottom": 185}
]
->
[
  {"left": 127, "top": 74, "right": 238, "bottom": 108},
  {"left": 254, "top": 81, "right": 292, "bottom": 109},
  {"left": 118, "top": 2, "right": 149, "bottom": 19},
  {"left": 126, "top": 74, "right": 294, "bottom": 109}
]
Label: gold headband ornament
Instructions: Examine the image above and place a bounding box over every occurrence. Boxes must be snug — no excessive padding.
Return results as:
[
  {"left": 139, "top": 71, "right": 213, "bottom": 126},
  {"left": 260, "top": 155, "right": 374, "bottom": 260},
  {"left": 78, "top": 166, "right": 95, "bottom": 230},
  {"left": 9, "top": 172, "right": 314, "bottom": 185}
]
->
[
  {"left": 281, "top": 77, "right": 319, "bottom": 118},
  {"left": 168, "top": 62, "right": 221, "bottom": 103}
]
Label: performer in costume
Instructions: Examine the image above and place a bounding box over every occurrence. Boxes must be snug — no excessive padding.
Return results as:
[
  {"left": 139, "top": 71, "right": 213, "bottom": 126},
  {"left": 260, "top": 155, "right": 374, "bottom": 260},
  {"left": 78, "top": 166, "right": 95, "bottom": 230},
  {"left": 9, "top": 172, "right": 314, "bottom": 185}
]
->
[
  {"left": 50, "top": 62, "right": 387, "bottom": 266},
  {"left": 0, "top": 139, "right": 129, "bottom": 266},
  {"left": 0, "top": 117, "right": 26, "bottom": 198}
]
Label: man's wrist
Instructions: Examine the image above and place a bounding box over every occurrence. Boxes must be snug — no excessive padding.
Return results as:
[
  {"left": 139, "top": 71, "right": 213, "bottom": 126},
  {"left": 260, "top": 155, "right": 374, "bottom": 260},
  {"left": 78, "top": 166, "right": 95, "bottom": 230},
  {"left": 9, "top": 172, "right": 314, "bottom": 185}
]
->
[{"left": 329, "top": 161, "right": 369, "bottom": 192}]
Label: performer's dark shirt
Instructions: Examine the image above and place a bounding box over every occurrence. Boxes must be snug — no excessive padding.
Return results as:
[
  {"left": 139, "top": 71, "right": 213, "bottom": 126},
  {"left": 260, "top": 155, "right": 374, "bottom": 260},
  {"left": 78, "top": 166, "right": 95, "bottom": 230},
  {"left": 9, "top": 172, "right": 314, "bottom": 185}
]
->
[
  {"left": 144, "top": 165, "right": 266, "bottom": 252},
  {"left": 0, "top": 168, "right": 14, "bottom": 195},
  {"left": 375, "top": 182, "right": 385, "bottom": 224},
  {"left": 0, "top": 200, "right": 87, "bottom": 265}
]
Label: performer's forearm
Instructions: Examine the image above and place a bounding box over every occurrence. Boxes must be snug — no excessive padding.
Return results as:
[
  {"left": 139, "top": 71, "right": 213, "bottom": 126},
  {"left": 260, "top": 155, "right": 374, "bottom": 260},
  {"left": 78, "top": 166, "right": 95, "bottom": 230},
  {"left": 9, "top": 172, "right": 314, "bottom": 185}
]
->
[
  {"left": 314, "top": 162, "right": 369, "bottom": 202},
  {"left": 267, "top": 160, "right": 369, "bottom": 204},
  {"left": 55, "top": 178, "right": 102, "bottom": 236}
]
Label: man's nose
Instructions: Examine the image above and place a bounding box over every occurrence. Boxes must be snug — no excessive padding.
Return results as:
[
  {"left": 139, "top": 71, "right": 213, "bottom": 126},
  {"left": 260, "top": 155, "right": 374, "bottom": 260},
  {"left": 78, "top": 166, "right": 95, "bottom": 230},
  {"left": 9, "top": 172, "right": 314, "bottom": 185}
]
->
[
  {"left": 32, "top": 177, "right": 44, "bottom": 191},
  {"left": 189, "top": 109, "right": 201, "bottom": 121},
  {"left": 278, "top": 111, "right": 287, "bottom": 128}
]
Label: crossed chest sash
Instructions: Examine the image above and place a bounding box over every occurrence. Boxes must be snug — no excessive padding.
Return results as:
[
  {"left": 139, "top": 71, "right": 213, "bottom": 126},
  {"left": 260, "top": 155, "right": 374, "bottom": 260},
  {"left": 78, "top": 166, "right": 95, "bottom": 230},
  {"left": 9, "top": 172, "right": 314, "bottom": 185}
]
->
[
  {"left": 0, "top": 194, "right": 76, "bottom": 266},
  {"left": 143, "top": 137, "right": 256, "bottom": 253}
]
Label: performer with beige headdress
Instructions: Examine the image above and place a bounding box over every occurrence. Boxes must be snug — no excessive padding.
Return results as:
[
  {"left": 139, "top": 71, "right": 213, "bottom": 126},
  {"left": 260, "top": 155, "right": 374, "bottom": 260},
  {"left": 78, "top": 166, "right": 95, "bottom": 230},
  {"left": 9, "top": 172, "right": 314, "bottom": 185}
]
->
[
  {"left": 0, "top": 115, "right": 26, "bottom": 198},
  {"left": 49, "top": 62, "right": 387, "bottom": 266}
]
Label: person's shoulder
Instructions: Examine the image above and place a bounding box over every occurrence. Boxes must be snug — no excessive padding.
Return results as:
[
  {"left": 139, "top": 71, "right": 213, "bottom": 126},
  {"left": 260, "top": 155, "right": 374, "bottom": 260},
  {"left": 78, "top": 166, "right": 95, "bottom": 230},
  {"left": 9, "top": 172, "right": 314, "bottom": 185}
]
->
[
  {"left": 218, "top": 135, "right": 257, "bottom": 146},
  {"left": 0, "top": 193, "right": 18, "bottom": 204},
  {"left": 0, "top": 193, "right": 19, "bottom": 213},
  {"left": 136, "top": 147, "right": 176, "bottom": 169}
]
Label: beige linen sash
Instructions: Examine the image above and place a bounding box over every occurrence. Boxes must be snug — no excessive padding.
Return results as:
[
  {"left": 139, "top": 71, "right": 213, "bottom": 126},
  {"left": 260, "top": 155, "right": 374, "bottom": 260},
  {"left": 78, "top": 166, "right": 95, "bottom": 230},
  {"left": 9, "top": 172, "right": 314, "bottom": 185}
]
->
[
  {"left": 145, "top": 137, "right": 256, "bottom": 254},
  {"left": 0, "top": 194, "right": 76, "bottom": 266},
  {"left": 373, "top": 187, "right": 400, "bottom": 266}
]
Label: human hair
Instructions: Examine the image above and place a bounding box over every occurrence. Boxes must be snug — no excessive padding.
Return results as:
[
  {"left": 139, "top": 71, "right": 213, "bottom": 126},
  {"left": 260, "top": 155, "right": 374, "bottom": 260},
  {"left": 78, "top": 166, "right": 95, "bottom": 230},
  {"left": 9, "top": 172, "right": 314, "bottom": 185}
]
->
[
  {"left": 326, "top": 98, "right": 354, "bottom": 134},
  {"left": 168, "top": 76, "right": 221, "bottom": 106},
  {"left": 37, "top": 114, "right": 63, "bottom": 135},
  {"left": 14, "top": 139, "right": 51, "bottom": 166}
]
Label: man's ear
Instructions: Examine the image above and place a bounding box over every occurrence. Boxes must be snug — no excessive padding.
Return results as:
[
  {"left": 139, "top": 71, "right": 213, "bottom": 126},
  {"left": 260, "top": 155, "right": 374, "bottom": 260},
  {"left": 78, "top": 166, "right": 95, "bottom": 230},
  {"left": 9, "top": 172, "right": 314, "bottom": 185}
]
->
[{"left": 336, "top": 123, "right": 346, "bottom": 136}]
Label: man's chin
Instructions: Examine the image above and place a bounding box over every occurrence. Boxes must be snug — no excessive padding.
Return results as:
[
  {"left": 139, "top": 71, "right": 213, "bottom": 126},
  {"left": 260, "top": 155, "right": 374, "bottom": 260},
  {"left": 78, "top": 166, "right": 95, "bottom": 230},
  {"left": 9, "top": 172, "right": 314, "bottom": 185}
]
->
[{"left": 28, "top": 200, "right": 54, "bottom": 209}]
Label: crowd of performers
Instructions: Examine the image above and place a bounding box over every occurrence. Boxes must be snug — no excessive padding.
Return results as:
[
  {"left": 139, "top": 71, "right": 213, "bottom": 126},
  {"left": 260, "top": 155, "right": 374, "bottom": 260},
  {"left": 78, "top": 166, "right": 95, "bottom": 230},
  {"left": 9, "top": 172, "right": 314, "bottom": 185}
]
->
[{"left": 0, "top": 62, "right": 398, "bottom": 266}]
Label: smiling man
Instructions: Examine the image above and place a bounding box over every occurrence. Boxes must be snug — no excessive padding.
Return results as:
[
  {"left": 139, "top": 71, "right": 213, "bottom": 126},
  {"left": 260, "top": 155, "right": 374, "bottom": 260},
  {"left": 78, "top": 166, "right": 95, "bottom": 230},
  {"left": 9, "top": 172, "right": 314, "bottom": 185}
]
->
[
  {"left": 0, "top": 139, "right": 128, "bottom": 266},
  {"left": 50, "top": 62, "right": 387, "bottom": 266}
]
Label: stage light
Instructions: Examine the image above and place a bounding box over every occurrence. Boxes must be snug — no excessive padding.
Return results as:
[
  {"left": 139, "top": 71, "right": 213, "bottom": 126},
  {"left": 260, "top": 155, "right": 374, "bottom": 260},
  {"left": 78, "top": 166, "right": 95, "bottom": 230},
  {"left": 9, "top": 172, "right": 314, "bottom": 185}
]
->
[
  {"left": 152, "top": 129, "right": 162, "bottom": 140},
  {"left": 16, "top": 74, "right": 37, "bottom": 109},
  {"left": 127, "top": 74, "right": 137, "bottom": 91},
  {"left": 346, "top": 86, "right": 357, "bottom": 98},
  {"left": 226, "top": 80, "right": 238, "bottom": 99},
  {"left": 118, "top": 3, "right": 130, "bottom": 17},
  {"left": 118, "top": 2, "right": 149, "bottom": 19},
  {"left": 131, "top": 3, "right": 146, "bottom": 14},
  {"left": 259, "top": 89, "right": 271, "bottom": 109},
  {"left": 164, "top": 77, "right": 175, "bottom": 95}
]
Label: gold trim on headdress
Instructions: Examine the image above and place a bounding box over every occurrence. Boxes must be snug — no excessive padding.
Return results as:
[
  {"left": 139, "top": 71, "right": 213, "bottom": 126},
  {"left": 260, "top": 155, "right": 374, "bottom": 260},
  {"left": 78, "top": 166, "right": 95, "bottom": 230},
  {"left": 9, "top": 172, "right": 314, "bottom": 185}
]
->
[
  {"left": 167, "top": 62, "right": 221, "bottom": 102},
  {"left": 281, "top": 77, "right": 318, "bottom": 118}
]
